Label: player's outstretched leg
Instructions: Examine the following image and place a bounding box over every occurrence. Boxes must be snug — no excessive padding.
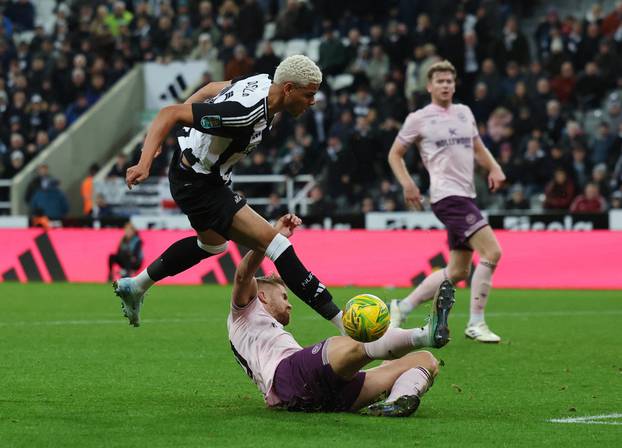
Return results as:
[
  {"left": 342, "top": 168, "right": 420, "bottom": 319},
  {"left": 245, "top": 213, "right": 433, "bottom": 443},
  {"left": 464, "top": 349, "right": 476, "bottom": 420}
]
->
[
  {"left": 389, "top": 268, "right": 447, "bottom": 328},
  {"left": 113, "top": 234, "right": 227, "bottom": 326},
  {"left": 229, "top": 206, "right": 343, "bottom": 331},
  {"left": 364, "top": 281, "right": 455, "bottom": 360}
]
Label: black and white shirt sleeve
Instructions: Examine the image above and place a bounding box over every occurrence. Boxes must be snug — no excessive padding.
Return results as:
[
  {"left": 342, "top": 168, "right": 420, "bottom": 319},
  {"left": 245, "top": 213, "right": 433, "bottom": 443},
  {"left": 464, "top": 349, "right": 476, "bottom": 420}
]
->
[{"left": 191, "top": 101, "right": 265, "bottom": 134}]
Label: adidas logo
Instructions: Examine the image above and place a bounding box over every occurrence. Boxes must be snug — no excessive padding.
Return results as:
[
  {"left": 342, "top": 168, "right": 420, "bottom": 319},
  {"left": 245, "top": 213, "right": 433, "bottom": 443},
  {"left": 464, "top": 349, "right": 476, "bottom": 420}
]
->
[
  {"left": 159, "top": 74, "right": 188, "bottom": 103},
  {"left": 313, "top": 282, "right": 326, "bottom": 298},
  {"left": 2, "top": 233, "right": 67, "bottom": 282}
]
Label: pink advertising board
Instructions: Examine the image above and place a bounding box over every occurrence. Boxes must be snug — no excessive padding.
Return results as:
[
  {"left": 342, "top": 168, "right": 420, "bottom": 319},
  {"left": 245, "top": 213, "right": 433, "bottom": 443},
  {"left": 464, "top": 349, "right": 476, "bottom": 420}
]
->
[{"left": 0, "top": 229, "right": 620, "bottom": 289}]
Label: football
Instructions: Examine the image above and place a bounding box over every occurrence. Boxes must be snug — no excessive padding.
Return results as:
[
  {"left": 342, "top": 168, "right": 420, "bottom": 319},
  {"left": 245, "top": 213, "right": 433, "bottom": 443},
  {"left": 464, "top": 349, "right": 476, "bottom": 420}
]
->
[{"left": 342, "top": 294, "right": 391, "bottom": 342}]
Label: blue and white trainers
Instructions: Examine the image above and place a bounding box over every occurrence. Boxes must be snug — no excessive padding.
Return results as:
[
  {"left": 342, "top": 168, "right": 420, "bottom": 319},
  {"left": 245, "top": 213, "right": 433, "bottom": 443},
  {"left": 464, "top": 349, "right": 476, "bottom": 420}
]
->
[
  {"left": 427, "top": 280, "right": 455, "bottom": 348},
  {"left": 112, "top": 278, "right": 144, "bottom": 327}
]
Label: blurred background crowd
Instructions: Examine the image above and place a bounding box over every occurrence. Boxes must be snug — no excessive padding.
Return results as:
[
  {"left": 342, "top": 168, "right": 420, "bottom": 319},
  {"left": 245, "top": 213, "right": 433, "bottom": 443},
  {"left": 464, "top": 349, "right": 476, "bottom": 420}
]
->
[{"left": 2, "top": 0, "right": 622, "bottom": 222}]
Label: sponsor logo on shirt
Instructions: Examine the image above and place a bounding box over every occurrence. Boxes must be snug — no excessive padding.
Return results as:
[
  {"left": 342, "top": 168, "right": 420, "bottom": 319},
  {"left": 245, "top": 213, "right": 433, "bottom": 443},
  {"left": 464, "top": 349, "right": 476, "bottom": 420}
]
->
[{"left": 434, "top": 136, "right": 472, "bottom": 148}]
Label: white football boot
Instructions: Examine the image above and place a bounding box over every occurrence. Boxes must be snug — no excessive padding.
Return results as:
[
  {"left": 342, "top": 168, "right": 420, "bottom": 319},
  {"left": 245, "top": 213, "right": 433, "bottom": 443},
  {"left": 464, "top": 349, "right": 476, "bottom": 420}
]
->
[
  {"left": 464, "top": 322, "right": 501, "bottom": 343},
  {"left": 113, "top": 278, "right": 145, "bottom": 327},
  {"left": 389, "top": 299, "right": 404, "bottom": 329}
]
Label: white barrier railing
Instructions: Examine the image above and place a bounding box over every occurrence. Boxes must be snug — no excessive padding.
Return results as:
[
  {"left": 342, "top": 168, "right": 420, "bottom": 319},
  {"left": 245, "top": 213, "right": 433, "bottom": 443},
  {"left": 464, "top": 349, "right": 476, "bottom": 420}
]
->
[{"left": 94, "top": 174, "right": 315, "bottom": 217}]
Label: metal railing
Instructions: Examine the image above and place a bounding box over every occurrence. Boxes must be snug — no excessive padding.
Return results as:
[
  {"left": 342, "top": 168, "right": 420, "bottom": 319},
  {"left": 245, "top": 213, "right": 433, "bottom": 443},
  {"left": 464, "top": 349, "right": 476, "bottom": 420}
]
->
[
  {"left": 231, "top": 174, "right": 316, "bottom": 215},
  {"left": 94, "top": 174, "right": 316, "bottom": 217}
]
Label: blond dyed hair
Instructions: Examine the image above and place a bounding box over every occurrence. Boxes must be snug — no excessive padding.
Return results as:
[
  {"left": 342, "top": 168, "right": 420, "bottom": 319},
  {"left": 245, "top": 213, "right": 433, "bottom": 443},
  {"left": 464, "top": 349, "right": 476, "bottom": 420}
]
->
[
  {"left": 274, "top": 55, "right": 323, "bottom": 86},
  {"left": 427, "top": 60, "right": 457, "bottom": 81}
]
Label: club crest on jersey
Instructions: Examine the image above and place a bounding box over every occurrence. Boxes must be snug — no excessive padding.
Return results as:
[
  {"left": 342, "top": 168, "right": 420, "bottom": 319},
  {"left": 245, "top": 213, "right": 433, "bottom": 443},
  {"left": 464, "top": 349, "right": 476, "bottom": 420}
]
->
[
  {"left": 200, "top": 115, "right": 222, "bottom": 129},
  {"left": 457, "top": 112, "right": 467, "bottom": 122}
]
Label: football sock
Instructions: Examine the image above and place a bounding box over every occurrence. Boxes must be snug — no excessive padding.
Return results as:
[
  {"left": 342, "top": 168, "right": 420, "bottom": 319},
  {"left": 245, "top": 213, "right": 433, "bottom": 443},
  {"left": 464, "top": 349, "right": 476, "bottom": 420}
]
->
[
  {"left": 399, "top": 269, "right": 447, "bottom": 315},
  {"left": 386, "top": 367, "right": 433, "bottom": 402},
  {"left": 468, "top": 259, "right": 496, "bottom": 326},
  {"left": 141, "top": 237, "right": 225, "bottom": 287},
  {"left": 266, "top": 234, "right": 341, "bottom": 322},
  {"left": 134, "top": 269, "right": 155, "bottom": 292},
  {"left": 363, "top": 328, "right": 428, "bottom": 359},
  {"left": 330, "top": 310, "right": 346, "bottom": 335}
]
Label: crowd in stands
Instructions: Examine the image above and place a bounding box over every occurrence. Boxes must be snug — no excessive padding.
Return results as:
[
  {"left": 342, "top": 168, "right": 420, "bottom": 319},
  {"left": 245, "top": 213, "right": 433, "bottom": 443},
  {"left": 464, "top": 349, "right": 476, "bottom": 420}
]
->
[{"left": 3, "top": 0, "right": 622, "bottom": 220}]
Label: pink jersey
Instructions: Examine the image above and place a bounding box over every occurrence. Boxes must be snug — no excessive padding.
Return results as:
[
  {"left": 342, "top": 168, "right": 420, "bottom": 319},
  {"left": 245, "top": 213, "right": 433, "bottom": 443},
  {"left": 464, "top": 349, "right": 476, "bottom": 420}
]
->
[
  {"left": 397, "top": 103, "right": 479, "bottom": 204},
  {"left": 227, "top": 297, "right": 302, "bottom": 406}
]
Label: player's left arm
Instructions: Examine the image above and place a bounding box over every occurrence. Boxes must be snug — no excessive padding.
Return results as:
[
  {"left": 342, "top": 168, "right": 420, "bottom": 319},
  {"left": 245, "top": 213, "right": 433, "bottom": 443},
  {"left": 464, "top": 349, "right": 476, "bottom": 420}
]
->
[
  {"left": 473, "top": 136, "right": 506, "bottom": 192},
  {"left": 184, "top": 80, "right": 232, "bottom": 104},
  {"left": 231, "top": 214, "right": 302, "bottom": 308}
]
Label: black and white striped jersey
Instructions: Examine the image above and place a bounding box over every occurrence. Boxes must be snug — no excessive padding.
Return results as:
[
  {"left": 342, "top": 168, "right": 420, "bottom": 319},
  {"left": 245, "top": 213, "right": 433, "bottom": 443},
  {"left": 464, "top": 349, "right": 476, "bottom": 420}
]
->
[{"left": 178, "top": 73, "right": 273, "bottom": 184}]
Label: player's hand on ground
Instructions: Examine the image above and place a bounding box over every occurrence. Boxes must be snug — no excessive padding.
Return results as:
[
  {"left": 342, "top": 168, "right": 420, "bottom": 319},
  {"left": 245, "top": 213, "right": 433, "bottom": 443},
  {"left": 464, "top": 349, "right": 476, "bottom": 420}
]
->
[
  {"left": 125, "top": 164, "right": 150, "bottom": 190},
  {"left": 402, "top": 181, "right": 423, "bottom": 210},
  {"left": 488, "top": 168, "right": 506, "bottom": 193},
  {"left": 275, "top": 213, "right": 302, "bottom": 238}
]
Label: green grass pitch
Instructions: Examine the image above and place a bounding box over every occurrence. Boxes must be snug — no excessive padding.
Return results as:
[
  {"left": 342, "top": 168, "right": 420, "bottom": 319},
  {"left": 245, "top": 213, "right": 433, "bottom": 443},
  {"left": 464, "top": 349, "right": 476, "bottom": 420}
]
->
[{"left": 1, "top": 283, "right": 620, "bottom": 447}]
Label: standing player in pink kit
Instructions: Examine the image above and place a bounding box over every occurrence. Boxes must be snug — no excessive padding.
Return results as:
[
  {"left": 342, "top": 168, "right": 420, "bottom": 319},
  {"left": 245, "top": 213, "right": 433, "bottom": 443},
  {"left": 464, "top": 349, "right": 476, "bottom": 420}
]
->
[{"left": 387, "top": 60, "right": 506, "bottom": 343}]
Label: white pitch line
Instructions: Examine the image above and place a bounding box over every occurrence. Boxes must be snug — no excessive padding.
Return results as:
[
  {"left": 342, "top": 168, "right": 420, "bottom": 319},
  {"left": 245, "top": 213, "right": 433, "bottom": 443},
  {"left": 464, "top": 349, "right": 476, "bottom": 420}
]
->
[
  {"left": 0, "top": 309, "right": 621, "bottom": 327},
  {"left": 0, "top": 317, "right": 215, "bottom": 327},
  {"left": 548, "top": 413, "right": 622, "bottom": 425}
]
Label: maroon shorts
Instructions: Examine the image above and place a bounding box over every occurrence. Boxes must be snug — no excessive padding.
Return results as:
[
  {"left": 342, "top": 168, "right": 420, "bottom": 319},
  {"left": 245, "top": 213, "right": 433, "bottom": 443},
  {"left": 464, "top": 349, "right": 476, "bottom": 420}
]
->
[
  {"left": 431, "top": 196, "right": 488, "bottom": 250},
  {"left": 273, "top": 339, "right": 365, "bottom": 412}
]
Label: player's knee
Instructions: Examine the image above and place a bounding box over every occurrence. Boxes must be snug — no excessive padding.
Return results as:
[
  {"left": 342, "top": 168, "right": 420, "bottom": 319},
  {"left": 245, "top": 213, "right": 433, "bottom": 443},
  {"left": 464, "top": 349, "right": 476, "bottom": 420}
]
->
[
  {"left": 417, "top": 351, "right": 439, "bottom": 377},
  {"left": 447, "top": 266, "right": 469, "bottom": 283},
  {"left": 197, "top": 239, "right": 228, "bottom": 255},
  {"left": 483, "top": 246, "right": 502, "bottom": 264}
]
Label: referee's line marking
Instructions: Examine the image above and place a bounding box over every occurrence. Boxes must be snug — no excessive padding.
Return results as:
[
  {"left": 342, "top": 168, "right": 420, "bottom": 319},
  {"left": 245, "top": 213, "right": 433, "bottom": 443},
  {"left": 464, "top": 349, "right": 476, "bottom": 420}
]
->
[{"left": 548, "top": 413, "right": 622, "bottom": 425}]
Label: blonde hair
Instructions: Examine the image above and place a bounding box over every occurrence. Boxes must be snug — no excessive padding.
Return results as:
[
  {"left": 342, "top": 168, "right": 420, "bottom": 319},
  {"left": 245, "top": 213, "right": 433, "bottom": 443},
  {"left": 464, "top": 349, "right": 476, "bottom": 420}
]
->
[
  {"left": 256, "top": 274, "right": 285, "bottom": 289},
  {"left": 427, "top": 60, "right": 457, "bottom": 81},
  {"left": 274, "top": 55, "right": 323, "bottom": 86}
]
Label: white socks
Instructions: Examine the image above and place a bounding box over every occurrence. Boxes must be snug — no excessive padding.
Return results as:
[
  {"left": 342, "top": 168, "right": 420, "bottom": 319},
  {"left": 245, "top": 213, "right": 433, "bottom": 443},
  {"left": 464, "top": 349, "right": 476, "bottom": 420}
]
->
[
  {"left": 386, "top": 367, "right": 433, "bottom": 402},
  {"left": 133, "top": 269, "right": 154, "bottom": 292},
  {"left": 265, "top": 233, "right": 291, "bottom": 261},
  {"left": 468, "top": 260, "right": 495, "bottom": 327},
  {"left": 331, "top": 310, "right": 345, "bottom": 335},
  {"left": 399, "top": 269, "right": 447, "bottom": 315},
  {"left": 363, "top": 327, "right": 429, "bottom": 360}
]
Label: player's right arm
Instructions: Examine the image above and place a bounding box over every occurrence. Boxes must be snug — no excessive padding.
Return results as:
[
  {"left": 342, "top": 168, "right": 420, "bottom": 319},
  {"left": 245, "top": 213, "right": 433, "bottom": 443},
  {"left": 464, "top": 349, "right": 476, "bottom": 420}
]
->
[
  {"left": 231, "top": 214, "right": 302, "bottom": 308},
  {"left": 126, "top": 104, "right": 195, "bottom": 189},
  {"left": 184, "top": 81, "right": 232, "bottom": 104},
  {"left": 388, "top": 113, "right": 423, "bottom": 210},
  {"left": 126, "top": 98, "right": 258, "bottom": 189}
]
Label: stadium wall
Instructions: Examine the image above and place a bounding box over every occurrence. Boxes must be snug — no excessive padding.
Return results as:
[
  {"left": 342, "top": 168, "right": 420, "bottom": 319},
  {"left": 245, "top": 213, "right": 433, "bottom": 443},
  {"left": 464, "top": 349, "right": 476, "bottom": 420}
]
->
[
  {"left": 0, "top": 229, "right": 620, "bottom": 289},
  {"left": 10, "top": 65, "right": 145, "bottom": 216}
]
